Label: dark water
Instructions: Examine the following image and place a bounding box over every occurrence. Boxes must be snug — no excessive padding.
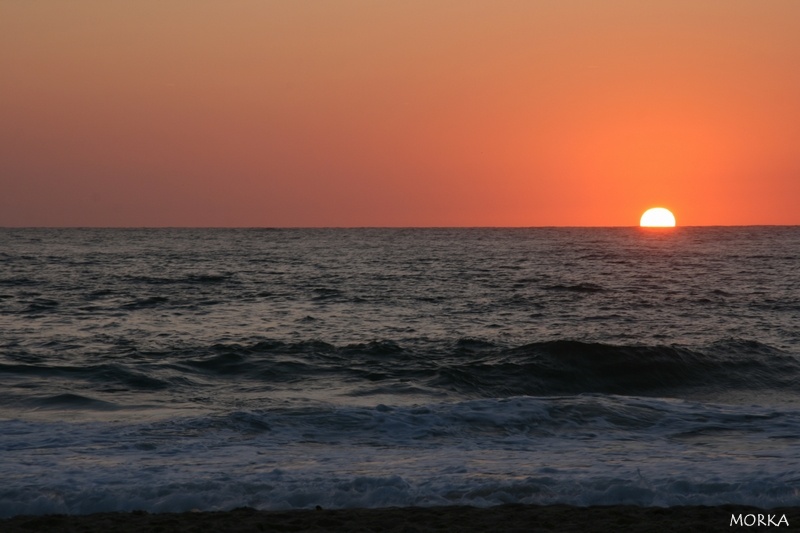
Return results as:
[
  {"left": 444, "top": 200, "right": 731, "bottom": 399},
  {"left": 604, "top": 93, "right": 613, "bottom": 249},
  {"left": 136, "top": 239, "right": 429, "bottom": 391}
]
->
[{"left": 1, "top": 227, "right": 798, "bottom": 516}]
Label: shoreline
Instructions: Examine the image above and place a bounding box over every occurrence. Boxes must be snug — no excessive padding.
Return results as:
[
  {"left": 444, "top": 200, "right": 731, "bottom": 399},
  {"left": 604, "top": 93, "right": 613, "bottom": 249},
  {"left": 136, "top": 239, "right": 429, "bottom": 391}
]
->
[{"left": 2, "top": 504, "right": 798, "bottom": 532}]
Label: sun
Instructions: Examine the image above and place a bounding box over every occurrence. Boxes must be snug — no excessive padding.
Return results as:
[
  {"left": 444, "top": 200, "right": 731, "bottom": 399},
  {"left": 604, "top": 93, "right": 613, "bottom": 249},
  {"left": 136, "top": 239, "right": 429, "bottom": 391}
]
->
[{"left": 640, "top": 207, "right": 676, "bottom": 227}]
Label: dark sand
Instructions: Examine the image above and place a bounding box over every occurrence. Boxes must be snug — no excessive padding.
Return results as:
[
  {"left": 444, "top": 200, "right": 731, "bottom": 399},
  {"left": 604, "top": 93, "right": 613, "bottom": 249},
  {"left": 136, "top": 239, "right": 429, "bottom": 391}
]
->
[{"left": 2, "top": 505, "right": 799, "bottom": 532}]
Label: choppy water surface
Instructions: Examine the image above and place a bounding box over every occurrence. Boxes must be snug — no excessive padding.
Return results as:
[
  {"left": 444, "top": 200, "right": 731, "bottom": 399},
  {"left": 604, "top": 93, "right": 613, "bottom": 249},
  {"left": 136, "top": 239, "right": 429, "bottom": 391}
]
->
[{"left": 1, "top": 227, "right": 798, "bottom": 516}]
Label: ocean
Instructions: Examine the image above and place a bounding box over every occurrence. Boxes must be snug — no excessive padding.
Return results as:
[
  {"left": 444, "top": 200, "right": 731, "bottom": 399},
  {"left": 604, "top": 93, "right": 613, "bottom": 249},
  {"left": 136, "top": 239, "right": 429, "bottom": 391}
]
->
[{"left": 1, "top": 227, "right": 798, "bottom": 517}]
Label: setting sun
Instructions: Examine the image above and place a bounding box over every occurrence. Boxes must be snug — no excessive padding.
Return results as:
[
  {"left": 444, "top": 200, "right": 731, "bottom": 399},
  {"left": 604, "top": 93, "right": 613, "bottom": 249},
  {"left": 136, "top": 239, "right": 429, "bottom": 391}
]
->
[{"left": 640, "top": 208, "right": 676, "bottom": 227}]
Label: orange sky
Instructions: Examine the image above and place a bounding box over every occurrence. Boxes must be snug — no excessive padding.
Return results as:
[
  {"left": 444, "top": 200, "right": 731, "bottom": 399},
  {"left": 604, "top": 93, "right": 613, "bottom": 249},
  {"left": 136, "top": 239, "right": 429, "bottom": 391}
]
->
[{"left": 2, "top": 1, "right": 799, "bottom": 227}]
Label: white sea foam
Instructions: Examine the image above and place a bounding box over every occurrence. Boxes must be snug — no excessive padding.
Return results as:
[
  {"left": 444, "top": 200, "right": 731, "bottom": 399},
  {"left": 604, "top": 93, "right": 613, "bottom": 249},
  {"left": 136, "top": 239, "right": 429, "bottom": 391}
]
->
[{"left": 3, "top": 396, "right": 800, "bottom": 517}]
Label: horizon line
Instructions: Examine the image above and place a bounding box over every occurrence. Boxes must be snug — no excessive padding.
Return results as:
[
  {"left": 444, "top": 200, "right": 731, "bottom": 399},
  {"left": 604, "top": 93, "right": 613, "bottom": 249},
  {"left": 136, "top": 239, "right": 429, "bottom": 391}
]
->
[{"left": 1, "top": 224, "right": 797, "bottom": 230}]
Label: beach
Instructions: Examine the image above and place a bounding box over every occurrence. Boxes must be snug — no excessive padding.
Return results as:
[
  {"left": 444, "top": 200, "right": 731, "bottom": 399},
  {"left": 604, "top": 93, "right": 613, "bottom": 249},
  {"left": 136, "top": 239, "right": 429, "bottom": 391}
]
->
[{"left": 3, "top": 504, "right": 799, "bottom": 532}]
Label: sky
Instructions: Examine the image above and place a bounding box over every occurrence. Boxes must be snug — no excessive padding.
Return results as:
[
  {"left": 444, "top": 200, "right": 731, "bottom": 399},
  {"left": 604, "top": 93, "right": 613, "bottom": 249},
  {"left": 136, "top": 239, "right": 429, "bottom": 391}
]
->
[{"left": 2, "top": 1, "right": 799, "bottom": 227}]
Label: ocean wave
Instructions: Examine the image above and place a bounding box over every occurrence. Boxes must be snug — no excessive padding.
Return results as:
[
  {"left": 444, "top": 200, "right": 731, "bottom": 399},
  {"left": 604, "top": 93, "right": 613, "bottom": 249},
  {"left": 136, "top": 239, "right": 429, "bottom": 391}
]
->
[
  {"left": 124, "top": 273, "right": 236, "bottom": 286},
  {"left": 175, "top": 395, "right": 797, "bottom": 444},
  {"left": 3, "top": 396, "right": 800, "bottom": 517},
  {"left": 121, "top": 296, "right": 169, "bottom": 310},
  {"left": 0, "top": 362, "right": 172, "bottom": 391},
  {"left": 3, "top": 471, "right": 799, "bottom": 517},
  {"left": 542, "top": 283, "right": 606, "bottom": 293},
  {"left": 30, "top": 393, "right": 119, "bottom": 411},
  {"left": 2, "top": 338, "right": 798, "bottom": 409},
  {"left": 428, "top": 339, "right": 800, "bottom": 398}
]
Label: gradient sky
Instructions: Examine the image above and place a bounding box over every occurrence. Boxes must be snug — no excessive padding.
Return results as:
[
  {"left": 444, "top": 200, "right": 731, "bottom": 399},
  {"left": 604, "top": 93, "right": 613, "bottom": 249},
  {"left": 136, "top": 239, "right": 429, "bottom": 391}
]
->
[{"left": 2, "top": 1, "right": 799, "bottom": 227}]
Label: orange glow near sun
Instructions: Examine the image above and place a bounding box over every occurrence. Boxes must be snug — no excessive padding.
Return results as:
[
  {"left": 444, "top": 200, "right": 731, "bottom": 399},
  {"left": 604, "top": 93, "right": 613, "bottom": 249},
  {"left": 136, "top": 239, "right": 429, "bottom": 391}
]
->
[{"left": 640, "top": 208, "right": 676, "bottom": 227}]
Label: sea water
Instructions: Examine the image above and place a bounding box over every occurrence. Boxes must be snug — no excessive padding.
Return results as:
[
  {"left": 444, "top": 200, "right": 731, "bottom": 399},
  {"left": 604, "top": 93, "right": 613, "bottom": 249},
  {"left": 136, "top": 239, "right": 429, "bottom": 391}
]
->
[{"left": 0, "top": 227, "right": 798, "bottom": 516}]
